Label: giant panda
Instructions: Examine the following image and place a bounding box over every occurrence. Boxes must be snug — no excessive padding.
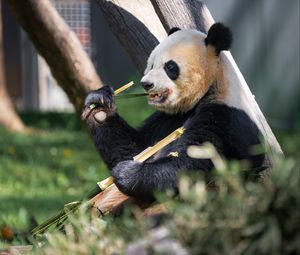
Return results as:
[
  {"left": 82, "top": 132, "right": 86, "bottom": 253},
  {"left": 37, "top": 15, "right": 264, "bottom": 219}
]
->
[{"left": 82, "top": 23, "right": 267, "bottom": 199}]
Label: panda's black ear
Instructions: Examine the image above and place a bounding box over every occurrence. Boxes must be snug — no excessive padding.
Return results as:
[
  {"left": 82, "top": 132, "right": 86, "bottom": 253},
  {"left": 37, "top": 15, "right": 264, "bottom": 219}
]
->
[
  {"left": 168, "top": 27, "right": 181, "bottom": 36},
  {"left": 204, "top": 23, "right": 232, "bottom": 55}
]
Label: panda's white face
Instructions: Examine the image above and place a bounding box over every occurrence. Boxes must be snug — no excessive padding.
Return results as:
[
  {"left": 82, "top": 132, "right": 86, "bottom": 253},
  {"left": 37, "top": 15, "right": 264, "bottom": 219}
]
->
[{"left": 141, "top": 29, "right": 219, "bottom": 114}]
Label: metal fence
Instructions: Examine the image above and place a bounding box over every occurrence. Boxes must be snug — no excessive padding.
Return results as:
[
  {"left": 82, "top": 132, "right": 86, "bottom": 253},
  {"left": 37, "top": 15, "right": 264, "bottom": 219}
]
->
[{"left": 54, "top": 0, "right": 91, "bottom": 55}]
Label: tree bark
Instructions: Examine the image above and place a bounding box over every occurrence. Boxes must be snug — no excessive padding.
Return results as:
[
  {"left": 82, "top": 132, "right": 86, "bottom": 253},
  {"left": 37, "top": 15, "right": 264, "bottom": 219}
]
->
[
  {"left": 0, "top": 1, "right": 26, "bottom": 132},
  {"left": 7, "top": 0, "right": 103, "bottom": 113},
  {"left": 151, "top": 0, "right": 214, "bottom": 32},
  {"left": 95, "top": 0, "right": 167, "bottom": 73}
]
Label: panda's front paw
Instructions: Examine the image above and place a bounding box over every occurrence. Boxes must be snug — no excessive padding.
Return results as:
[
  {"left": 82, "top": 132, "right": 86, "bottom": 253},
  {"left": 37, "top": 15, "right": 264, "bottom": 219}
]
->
[
  {"left": 112, "top": 160, "right": 143, "bottom": 196},
  {"left": 81, "top": 86, "right": 116, "bottom": 125}
]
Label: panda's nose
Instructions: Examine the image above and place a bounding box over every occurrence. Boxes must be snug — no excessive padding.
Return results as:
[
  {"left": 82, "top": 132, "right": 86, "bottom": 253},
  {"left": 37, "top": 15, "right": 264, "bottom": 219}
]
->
[{"left": 141, "top": 81, "right": 154, "bottom": 91}]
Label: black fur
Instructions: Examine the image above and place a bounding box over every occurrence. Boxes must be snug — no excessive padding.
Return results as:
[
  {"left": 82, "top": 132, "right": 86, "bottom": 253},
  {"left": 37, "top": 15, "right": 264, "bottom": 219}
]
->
[
  {"left": 84, "top": 86, "right": 115, "bottom": 109},
  {"left": 205, "top": 23, "right": 233, "bottom": 55},
  {"left": 83, "top": 87, "right": 266, "bottom": 199},
  {"left": 168, "top": 27, "right": 181, "bottom": 36},
  {"left": 164, "top": 60, "right": 180, "bottom": 80}
]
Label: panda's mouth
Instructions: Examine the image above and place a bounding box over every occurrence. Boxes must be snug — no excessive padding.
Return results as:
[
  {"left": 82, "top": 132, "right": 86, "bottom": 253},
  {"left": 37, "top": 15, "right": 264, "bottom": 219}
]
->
[{"left": 148, "top": 89, "right": 170, "bottom": 104}]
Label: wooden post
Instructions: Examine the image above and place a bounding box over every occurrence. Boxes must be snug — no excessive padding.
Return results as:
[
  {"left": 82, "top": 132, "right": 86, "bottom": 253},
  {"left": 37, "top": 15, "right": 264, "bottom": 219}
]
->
[{"left": 95, "top": 0, "right": 167, "bottom": 73}]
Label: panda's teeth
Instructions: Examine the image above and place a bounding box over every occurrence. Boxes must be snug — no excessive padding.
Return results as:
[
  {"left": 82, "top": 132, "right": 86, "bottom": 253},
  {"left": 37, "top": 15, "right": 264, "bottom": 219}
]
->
[
  {"left": 149, "top": 92, "right": 163, "bottom": 100},
  {"left": 148, "top": 89, "right": 170, "bottom": 104},
  {"left": 150, "top": 93, "right": 160, "bottom": 98}
]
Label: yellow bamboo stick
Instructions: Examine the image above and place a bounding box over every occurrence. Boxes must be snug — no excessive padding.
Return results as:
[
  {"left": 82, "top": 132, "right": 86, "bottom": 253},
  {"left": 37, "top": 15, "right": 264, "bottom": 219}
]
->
[
  {"left": 133, "top": 127, "right": 185, "bottom": 162},
  {"left": 89, "top": 81, "right": 135, "bottom": 110},
  {"left": 114, "top": 81, "right": 134, "bottom": 94},
  {"left": 97, "top": 177, "right": 114, "bottom": 190}
]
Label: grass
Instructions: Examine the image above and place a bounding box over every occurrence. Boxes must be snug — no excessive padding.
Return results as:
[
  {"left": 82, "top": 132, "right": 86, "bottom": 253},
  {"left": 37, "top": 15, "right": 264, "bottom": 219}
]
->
[
  {"left": 0, "top": 96, "right": 153, "bottom": 230},
  {"left": 0, "top": 126, "right": 98, "bottom": 228}
]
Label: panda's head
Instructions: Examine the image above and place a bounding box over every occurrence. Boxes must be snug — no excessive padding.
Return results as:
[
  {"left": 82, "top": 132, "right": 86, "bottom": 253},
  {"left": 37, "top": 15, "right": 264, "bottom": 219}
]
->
[{"left": 141, "top": 23, "right": 232, "bottom": 114}]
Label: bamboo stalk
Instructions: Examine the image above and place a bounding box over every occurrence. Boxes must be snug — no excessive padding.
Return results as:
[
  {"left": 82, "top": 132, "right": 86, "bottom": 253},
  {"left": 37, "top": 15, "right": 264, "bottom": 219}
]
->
[
  {"left": 97, "top": 177, "right": 114, "bottom": 190},
  {"left": 114, "top": 81, "right": 134, "bottom": 94},
  {"left": 115, "top": 93, "right": 148, "bottom": 99},
  {"left": 134, "top": 127, "right": 185, "bottom": 162}
]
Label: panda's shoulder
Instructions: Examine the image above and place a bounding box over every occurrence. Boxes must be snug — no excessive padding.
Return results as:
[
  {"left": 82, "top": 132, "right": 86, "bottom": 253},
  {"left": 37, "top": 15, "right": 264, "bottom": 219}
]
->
[
  {"left": 191, "top": 102, "right": 259, "bottom": 132},
  {"left": 196, "top": 102, "right": 249, "bottom": 119},
  {"left": 185, "top": 103, "right": 265, "bottom": 167}
]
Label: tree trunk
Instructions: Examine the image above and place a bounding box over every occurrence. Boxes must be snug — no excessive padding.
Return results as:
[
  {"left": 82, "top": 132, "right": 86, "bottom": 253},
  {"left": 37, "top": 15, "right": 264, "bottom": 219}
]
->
[
  {"left": 95, "top": 0, "right": 167, "bottom": 73},
  {"left": 7, "top": 0, "right": 103, "bottom": 113},
  {"left": 96, "top": 0, "right": 282, "bottom": 164},
  {"left": 151, "top": 0, "right": 214, "bottom": 32},
  {"left": 0, "top": 1, "right": 26, "bottom": 132}
]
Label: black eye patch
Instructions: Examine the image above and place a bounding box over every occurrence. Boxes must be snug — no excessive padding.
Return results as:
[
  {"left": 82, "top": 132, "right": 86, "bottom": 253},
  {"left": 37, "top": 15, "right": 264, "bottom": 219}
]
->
[{"left": 164, "top": 60, "right": 179, "bottom": 80}]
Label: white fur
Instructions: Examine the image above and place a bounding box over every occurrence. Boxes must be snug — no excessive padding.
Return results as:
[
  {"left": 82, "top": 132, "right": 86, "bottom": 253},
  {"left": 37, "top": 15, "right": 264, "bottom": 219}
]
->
[
  {"left": 94, "top": 111, "right": 107, "bottom": 122},
  {"left": 144, "top": 30, "right": 206, "bottom": 75},
  {"left": 221, "top": 52, "right": 256, "bottom": 119},
  {"left": 141, "top": 30, "right": 206, "bottom": 113}
]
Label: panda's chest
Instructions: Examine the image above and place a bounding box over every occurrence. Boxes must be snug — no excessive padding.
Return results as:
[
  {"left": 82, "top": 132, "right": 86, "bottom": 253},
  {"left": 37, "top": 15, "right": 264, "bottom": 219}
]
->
[
  {"left": 148, "top": 128, "right": 185, "bottom": 162},
  {"left": 145, "top": 111, "right": 194, "bottom": 161},
  {"left": 148, "top": 112, "right": 191, "bottom": 145}
]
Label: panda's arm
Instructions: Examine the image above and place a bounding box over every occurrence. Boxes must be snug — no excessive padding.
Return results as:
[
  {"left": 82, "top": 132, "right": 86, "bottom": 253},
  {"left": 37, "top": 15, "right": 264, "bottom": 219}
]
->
[
  {"left": 89, "top": 113, "right": 143, "bottom": 169},
  {"left": 111, "top": 105, "right": 224, "bottom": 198},
  {"left": 83, "top": 87, "right": 185, "bottom": 170},
  {"left": 112, "top": 104, "right": 265, "bottom": 198},
  {"left": 88, "top": 110, "right": 165, "bottom": 169},
  {"left": 83, "top": 86, "right": 151, "bottom": 169},
  {"left": 112, "top": 129, "right": 218, "bottom": 198}
]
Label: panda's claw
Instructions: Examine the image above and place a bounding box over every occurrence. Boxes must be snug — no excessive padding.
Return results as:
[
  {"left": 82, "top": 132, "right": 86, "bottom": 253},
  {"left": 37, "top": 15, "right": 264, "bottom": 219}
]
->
[
  {"left": 112, "top": 160, "right": 143, "bottom": 196},
  {"left": 82, "top": 85, "right": 116, "bottom": 124},
  {"left": 100, "top": 96, "right": 104, "bottom": 106},
  {"left": 84, "top": 85, "right": 115, "bottom": 109}
]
